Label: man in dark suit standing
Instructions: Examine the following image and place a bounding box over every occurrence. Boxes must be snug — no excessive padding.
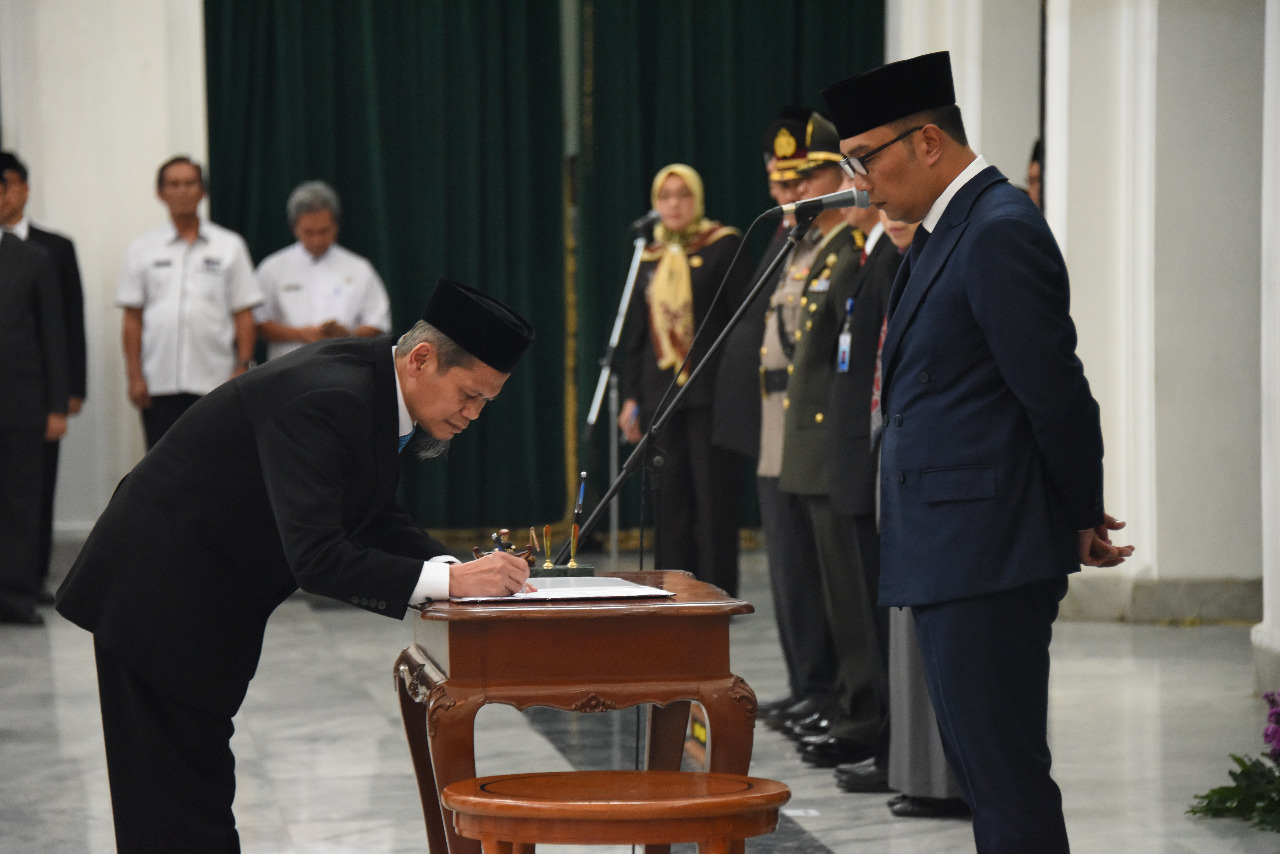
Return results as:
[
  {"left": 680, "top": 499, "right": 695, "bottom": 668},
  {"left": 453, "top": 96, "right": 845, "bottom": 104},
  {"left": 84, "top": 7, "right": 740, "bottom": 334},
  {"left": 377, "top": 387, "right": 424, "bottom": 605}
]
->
[
  {"left": 0, "top": 170, "right": 68, "bottom": 625},
  {"left": 0, "top": 151, "right": 86, "bottom": 603},
  {"left": 822, "top": 53, "right": 1132, "bottom": 853},
  {"left": 57, "top": 278, "right": 534, "bottom": 853}
]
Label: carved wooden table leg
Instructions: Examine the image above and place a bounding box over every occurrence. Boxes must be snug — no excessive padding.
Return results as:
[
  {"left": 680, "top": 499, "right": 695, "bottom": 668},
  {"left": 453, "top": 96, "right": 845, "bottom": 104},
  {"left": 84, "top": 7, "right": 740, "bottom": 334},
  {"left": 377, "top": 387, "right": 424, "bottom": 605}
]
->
[
  {"left": 427, "top": 685, "right": 485, "bottom": 854},
  {"left": 395, "top": 648, "right": 450, "bottom": 853},
  {"left": 701, "top": 675, "right": 757, "bottom": 775}
]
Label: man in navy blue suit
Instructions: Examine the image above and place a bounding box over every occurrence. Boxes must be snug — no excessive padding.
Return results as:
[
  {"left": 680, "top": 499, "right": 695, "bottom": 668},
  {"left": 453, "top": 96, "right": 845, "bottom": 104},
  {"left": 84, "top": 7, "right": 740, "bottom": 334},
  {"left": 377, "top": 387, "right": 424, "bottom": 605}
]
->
[{"left": 822, "top": 53, "right": 1133, "bottom": 853}]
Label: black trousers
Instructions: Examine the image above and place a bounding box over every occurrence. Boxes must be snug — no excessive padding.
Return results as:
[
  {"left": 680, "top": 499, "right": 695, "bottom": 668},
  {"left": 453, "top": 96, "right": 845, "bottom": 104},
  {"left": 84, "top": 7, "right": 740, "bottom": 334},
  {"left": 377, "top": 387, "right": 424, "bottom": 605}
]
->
[
  {"left": 37, "top": 437, "right": 59, "bottom": 587},
  {"left": 804, "top": 497, "right": 889, "bottom": 747},
  {"left": 647, "top": 405, "right": 741, "bottom": 597},
  {"left": 142, "top": 393, "right": 201, "bottom": 449},
  {"left": 94, "top": 641, "right": 241, "bottom": 854},
  {"left": 0, "top": 427, "right": 44, "bottom": 615},
  {"left": 757, "top": 476, "right": 835, "bottom": 701},
  {"left": 913, "top": 576, "right": 1070, "bottom": 854}
]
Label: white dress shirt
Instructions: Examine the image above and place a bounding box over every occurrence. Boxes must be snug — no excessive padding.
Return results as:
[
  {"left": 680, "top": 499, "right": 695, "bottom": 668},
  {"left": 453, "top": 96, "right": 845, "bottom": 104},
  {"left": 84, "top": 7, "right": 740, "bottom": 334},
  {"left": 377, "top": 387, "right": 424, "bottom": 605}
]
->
[
  {"left": 116, "top": 220, "right": 262, "bottom": 395},
  {"left": 254, "top": 242, "right": 392, "bottom": 360}
]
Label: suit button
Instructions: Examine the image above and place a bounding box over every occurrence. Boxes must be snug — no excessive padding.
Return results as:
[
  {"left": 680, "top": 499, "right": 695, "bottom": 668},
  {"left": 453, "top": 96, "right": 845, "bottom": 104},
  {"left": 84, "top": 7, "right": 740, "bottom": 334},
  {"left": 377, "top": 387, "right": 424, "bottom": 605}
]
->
[
  {"left": 377, "top": 601, "right": 387, "bottom": 610},
  {"left": 918, "top": 371, "right": 930, "bottom": 383},
  {"left": 350, "top": 596, "right": 360, "bottom": 605},
  {"left": 894, "top": 414, "right": 903, "bottom": 426},
  {"left": 359, "top": 597, "right": 369, "bottom": 607},
  {"left": 896, "top": 471, "right": 906, "bottom": 484},
  {"left": 814, "top": 412, "right": 824, "bottom": 424}
]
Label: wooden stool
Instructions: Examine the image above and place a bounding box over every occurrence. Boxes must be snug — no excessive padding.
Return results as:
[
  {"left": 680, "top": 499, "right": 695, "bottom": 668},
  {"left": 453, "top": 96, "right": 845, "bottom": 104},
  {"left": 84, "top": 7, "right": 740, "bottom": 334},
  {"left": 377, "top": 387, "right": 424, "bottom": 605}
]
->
[{"left": 441, "top": 770, "right": 790, "bottom": 853}]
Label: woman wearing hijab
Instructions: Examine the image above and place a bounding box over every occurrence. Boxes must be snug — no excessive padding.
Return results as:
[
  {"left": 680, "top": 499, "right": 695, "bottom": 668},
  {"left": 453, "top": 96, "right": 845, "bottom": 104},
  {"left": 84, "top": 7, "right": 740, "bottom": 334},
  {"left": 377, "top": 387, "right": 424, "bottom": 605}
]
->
[{"left": 617, "top": 163, "right": 747, "bottom": 596}]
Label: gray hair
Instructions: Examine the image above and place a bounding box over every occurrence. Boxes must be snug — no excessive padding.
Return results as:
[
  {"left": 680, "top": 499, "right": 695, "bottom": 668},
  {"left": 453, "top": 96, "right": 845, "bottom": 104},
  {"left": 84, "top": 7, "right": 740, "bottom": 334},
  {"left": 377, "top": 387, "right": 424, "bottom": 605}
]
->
[
  {"left": 395, "top": 321, "right": 477, "bottom": 373},
  {"left": 286, "top": 180, "right": 341, "bottom": 228}
]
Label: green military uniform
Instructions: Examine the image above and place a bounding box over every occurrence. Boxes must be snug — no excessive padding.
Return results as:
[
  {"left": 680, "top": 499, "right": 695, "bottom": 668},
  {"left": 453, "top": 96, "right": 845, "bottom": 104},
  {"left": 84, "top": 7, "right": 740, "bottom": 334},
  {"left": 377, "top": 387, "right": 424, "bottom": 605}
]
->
[{"left": 779, "top": 221, "right": 890, "bottom": 758}]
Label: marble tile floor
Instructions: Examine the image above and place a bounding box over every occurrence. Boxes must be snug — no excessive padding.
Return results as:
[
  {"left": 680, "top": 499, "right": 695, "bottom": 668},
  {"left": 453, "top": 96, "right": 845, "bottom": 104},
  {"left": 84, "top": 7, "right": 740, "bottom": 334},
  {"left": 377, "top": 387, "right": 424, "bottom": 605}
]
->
[{"left": 1, "top": 540, "right": 1276, "bottom": 853}]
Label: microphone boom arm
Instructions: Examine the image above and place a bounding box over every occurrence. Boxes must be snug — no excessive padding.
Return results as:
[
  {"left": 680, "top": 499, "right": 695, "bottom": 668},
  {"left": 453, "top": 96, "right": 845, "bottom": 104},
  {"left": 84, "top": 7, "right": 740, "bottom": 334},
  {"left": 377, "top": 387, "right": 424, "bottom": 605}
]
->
[{"left": 554, "top": 208, "right": 821, "bottom": 565}]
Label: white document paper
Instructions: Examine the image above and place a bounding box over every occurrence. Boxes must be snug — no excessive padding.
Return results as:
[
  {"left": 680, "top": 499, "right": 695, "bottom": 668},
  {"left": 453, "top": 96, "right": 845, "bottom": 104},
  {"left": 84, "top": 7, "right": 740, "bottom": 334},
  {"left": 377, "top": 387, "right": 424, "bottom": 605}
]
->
[{"left": 452, "top": 575, "right": 675, "bottom": 603}]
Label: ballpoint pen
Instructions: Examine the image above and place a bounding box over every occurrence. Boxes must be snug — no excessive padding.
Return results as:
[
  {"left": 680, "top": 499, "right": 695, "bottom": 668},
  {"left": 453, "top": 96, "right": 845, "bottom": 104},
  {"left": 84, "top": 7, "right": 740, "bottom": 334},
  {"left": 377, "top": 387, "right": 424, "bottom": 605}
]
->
[{"left": 569, "top": 471, "right": 586, "bottom": 567}]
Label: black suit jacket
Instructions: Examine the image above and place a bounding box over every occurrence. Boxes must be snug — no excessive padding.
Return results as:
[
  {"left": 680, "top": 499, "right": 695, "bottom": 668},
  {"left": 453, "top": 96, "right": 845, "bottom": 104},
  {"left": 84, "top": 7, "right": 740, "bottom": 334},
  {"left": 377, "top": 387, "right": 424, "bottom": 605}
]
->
[
  {"left": 826, "top": 234, "right": 901, "bottom": 516},
  {"left": 28, "top": 224, "right": 86, "bottom": 400},
  {"left": 57, "top": 337, "right": 449, "bottom": 715},
  {"left": 0, "top": 232, "right": 68, "bottom": 430}
]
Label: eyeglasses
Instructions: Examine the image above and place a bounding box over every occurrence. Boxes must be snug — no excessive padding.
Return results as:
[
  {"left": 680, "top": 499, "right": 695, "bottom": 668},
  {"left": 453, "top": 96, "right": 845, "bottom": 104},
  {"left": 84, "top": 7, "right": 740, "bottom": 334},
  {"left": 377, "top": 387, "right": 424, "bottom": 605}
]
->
[{"left": 839, "top": 126, "right": 923, "bottom": 178}]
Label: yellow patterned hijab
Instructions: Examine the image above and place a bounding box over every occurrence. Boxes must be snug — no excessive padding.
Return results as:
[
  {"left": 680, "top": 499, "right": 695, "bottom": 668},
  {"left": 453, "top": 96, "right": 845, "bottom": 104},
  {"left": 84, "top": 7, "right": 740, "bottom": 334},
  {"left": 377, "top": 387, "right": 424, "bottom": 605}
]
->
[{"left": 647, "top": 164, "right": 713, "bottom": 385}]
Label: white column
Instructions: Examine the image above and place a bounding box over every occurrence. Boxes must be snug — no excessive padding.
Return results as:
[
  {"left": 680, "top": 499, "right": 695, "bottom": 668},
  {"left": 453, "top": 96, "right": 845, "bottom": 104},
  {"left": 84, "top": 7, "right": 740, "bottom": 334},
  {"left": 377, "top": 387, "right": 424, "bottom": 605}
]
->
[
  {"left": 1149, "top": 0, "right": 1262, "bottom": 585},
  {"left": 1253, "top": 0, "right": 1280, "bottom": 690},
  {"left": 0, "top": 0, "right": 208, "bottom": 535}
]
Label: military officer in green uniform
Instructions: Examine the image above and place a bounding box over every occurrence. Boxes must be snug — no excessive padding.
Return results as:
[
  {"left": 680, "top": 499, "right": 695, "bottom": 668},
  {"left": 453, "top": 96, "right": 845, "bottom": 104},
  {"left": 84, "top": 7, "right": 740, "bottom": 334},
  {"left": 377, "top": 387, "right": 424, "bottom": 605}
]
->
[{"left": 775, "top": 121, "right": 892, "bottom": 770}]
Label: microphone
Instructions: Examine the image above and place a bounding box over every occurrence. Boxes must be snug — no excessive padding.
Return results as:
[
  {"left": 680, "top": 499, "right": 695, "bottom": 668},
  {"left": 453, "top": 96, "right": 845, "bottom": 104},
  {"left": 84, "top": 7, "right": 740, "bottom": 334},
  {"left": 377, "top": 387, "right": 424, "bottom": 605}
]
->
[
  {"left": 773, "top": 188, "right": 870, "bottom": 217},
  {"left": 630, "top": 209, "right": 661, "bottom": 232}
]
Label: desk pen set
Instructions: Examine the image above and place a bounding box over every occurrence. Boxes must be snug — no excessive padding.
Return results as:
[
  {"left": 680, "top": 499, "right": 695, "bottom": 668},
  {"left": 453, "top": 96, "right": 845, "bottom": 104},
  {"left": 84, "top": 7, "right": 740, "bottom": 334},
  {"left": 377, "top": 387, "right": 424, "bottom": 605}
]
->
[{"left": 471, "top": 472, "right": 595, "bottom": 577}]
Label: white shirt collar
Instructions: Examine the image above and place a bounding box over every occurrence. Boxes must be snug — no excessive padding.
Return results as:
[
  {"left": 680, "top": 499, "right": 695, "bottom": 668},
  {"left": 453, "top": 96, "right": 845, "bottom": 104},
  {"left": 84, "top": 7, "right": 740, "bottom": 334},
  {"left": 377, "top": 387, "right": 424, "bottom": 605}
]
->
[
  {"left": 165, "top": 218, "right": 208, "bottom": 244},
  {"left": 6, "top": 215, "right": 30, "bottom": 240},
  {"left": 921, "top": 154, "right": 989, "bottom": 234},
  {"left": 862, "top": 221, "right": 885, "bottom": 256},
  {"left": 392, "top": 347, "right": 414, "bottom": 437},
  {"left": 297, "top": 241, "right": 332, "bottom": 263}
]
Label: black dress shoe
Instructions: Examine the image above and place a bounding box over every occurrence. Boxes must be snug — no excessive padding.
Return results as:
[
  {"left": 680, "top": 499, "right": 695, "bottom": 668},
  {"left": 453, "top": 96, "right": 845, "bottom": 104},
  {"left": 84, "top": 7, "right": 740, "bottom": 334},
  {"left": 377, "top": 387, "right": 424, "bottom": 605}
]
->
[
  {"left": 834, "top": 757, "right": 893, "bottom": 793},
  {"left": 786, "top": 713, "right": 832, "bottom": 741},
  {"left": 889, "top": 795, "right": 971, "bottom": 819},
  {"left": 763, "top": 695, "right": 823, "bottom": 731},
  {"left": 799, "top": 736, "right": 875, "bottom": 767},
  {"left": 758, "top": 694, "right": 798, "bottom": 717}
]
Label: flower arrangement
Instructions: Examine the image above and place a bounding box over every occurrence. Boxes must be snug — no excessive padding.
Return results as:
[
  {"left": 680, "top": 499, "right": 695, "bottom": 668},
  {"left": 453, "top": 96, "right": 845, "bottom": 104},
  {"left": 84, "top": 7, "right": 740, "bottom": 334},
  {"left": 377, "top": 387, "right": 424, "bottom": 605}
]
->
[{"left": 1188, "top": 691, "right": 1280, "bottom": 832}]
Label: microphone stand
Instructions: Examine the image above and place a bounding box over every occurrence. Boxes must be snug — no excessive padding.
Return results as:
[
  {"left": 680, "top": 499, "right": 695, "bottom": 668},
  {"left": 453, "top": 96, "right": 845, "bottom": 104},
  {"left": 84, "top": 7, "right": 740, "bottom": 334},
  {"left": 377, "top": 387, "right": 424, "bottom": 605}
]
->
[
  {"left": 582, "top": 230, "right": 650, "bottom": 446},
  {"left": 554, "top": 207, "right": 820, "bottom": 565}
]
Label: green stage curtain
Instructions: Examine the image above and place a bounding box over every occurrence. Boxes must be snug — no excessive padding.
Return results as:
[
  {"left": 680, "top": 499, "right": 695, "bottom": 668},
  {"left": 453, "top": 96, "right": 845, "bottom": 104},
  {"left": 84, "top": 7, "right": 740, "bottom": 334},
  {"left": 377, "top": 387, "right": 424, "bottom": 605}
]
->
[
  {"left": 575, "top": 0, "right": 884, "bottom": 526},
  {"left": 205, "top": 1, "right": 565, "bottom": 529}
]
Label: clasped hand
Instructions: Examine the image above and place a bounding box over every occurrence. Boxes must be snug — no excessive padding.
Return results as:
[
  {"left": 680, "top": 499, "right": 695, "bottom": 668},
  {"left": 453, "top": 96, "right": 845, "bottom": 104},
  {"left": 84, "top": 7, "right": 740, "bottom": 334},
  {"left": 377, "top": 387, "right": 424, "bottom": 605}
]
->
[{"left": 1078, "top": 513, "right": 1135, "bottom": 568}]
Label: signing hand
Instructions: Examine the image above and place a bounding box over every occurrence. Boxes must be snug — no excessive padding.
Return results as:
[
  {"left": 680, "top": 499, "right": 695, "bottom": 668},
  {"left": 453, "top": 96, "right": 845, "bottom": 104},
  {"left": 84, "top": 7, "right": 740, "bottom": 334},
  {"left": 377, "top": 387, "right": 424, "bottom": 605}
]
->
[
  {"left": 1079, "top": 513, "right": 1135, "bottom": 567},
  {"left": 448, "top": 550, "right": 534, "bottom": 598}
]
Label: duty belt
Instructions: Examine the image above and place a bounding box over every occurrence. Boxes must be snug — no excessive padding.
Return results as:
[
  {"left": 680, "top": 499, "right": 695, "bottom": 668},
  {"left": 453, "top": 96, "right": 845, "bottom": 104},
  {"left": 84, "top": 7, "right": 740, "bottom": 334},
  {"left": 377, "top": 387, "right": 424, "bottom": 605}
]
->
[{"left": 759, "top": 367, "right": 790, "bottom": 397}]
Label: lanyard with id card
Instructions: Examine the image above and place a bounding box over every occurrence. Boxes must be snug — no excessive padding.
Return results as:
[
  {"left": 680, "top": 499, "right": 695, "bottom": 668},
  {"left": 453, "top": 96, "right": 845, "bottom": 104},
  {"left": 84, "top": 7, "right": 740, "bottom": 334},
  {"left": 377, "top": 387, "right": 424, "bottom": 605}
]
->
[{"left": 837, "top": 297, "right": 854, "bottom": 373}]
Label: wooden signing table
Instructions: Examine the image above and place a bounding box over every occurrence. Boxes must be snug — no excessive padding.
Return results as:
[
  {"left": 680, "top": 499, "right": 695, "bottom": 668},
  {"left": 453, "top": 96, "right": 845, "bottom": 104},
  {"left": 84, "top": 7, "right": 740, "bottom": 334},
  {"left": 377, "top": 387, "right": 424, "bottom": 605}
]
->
[{"left": 394, "top": 570, "right": 757, "bottom": 854}]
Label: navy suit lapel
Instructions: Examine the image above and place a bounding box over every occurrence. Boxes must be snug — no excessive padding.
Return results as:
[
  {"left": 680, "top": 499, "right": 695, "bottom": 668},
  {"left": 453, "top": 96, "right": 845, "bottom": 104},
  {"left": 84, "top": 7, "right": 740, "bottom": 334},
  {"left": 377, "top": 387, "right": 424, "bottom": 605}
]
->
[{"left": 880, "top": 166, "right": 1007, "bottom": 388}]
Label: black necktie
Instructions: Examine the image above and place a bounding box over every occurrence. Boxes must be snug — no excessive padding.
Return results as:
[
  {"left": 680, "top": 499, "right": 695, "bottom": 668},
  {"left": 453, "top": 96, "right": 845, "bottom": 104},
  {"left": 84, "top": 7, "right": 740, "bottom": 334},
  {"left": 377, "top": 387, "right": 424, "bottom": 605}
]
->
[
  {"left": 907, "top": 223, "right": 931, "bottom": 267},
  {"left": 888, "top": 225, "right": 931, "bottom": 319}
]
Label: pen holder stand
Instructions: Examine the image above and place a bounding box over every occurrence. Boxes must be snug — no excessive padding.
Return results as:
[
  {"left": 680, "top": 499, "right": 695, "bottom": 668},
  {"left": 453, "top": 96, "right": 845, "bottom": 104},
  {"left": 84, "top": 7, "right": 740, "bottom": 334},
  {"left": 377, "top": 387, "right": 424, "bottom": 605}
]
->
[{"left": 530, "top": 564, "right": 596, "bottom": 578}]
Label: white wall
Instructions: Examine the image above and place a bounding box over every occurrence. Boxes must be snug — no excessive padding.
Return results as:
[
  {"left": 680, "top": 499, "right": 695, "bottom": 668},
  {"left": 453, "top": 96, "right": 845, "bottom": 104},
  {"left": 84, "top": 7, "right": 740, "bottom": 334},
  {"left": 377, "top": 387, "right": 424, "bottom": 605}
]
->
[{"left": 0, "top": 0, "right": 208, "bottom": 535}]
